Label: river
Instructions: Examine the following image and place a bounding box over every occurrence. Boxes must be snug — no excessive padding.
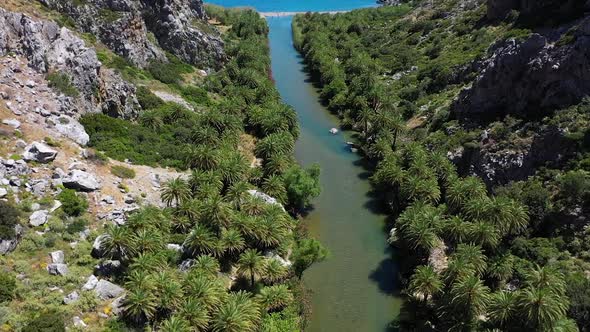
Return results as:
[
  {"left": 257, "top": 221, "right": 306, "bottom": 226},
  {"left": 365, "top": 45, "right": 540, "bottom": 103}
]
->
[{"left": 208, "top": 1, "right": 401, "bottom": 331}]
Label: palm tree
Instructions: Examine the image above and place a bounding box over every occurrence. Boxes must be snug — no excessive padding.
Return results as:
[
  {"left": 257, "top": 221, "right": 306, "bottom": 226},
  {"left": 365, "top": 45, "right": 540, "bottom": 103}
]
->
[
  {"left": 129, "top": 252, "right": 166, "bottom": 273},
  {"left": 517, "top": 286, "right": 569, "bottom": 330},
  {"left": 256, "top": 285, "right": 293, "bottom": 311},
  {"left": 193, "top": 255, "right": 220, "bottom": 276},
  {"left": 161, "top": 177, "right": 191, "bottom": 208},
  {"left": 101, "top": 225, "right": 136, "bottom": 261},
  {"left": 185, "top": 145, "right": 219, "bottom": 171},
  {"left": 139, "top": 111, "right": 164, "bottom": 130},
  {"left": 179, "top": 298, "right": 210, "bottom": 331},
  {"left": 188, "top": 170, "right": 223, "bottom": 196},
  {"left": 153, "top": 270, "right": 183, "bottom": 312},
  {"left": 125, "top": 269, "right": 155, "bottom": 292},
  {"left": 408, "top": 265, "right": 443, "bottom": 302},
  {"left": 261, "top": 175, "right": 287, "bottom": 204},
  {"left": 224, "top": 181, "right": 251, "bottom": 207},
  {"left": 442, "top": 216, "right": 470, "bottom": 244},
  {"left": 264, "top": 258, "right": 288, "bottom": 284},
  {"left": 183, "top": 272, "right": 226, "bottom": 311},
  {"left": 446, "top": 176, "right": 487, "bottom": 212},
  {"left": 123, "top": 287, "right": 158, "bottom": 324},
  {"left": 486, "top": 254, "right": 514, "bottom": 286},
  {"left": 212, "top": 291, "right": 260, "bottom": 332},
  {"left": 159, "top": 316, "right": 190, "bottom": 332},
  {"left": 255, "top": 132, "right": 294, "bottom": 160},
  {"left": 220, "top": 228, "right": 245, "bottom": 255},
  {"left": 449, "top": 276, "right": 491, "bottom": 323},
  {"left": 240, "top": 195, "right": 267, "bottom": 216},
  {"left": 220, "top": 153, "right": 247, "bottom": 187},
  {"left": 452, "top": 244, "right": 487, "bottom": 277},
  {"left": 202, "top": 195, "right": 233, "bottom": 232},
  {"left": 237, "top": 249, "right": 266, "bottom": 287},
  {"left": 466, "top": 221, "right": 500, "bottom": 250},
  {"left": 184, "top": 225, "right": 218, "bottom": 256},
  {"left": 175, "top": 199, "right": 201, "bottom": 225},
  {"left": 444, "top": 256, "right": 476, "bottom": 285},
  {"left": 133, "top": 228, "right": 164, "bottom": 254},
  {"left": 523, "top": 265, "right": 566, "bottom": 296},
  {"left": 487, "top": 291, "right": 517, "bottom": 326}
]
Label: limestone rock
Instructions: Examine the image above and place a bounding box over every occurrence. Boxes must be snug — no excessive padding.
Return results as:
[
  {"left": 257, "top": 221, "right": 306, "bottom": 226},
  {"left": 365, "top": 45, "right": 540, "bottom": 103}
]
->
[
  {"left": 22, "top": 142, "right": 58, "bottom": 163},
  {"left": 50, "top": 250, "right": 65, "bottom": 264},
  {"left": 453, "top": 19, "right": 590, "bottom": 122},
  {"left": 94, "top": 279, "right": 124, "bottom": 299},
  {"left": 29, "top": 210, "right": 49, "bottom": 227},
  {"left": 63, "top": 291, "right": 79, "bottom": 304},
  {"left": 2, "top": 119, "right": 20, "bottom": 129},
  {"left": 0, "top": 8, "right": 140, "bottom": 118},
  {"left": 72, "top": 316, "right": 87, "bottom": 328},
  {"left": 63, "top": 170, "right": 100, "bottom": 191},
  {"left": 52, "top": 116, "right": 90, "bottom": 146},
  {"left": 47, "top": 263, "right": 69, "bottom": 275},
  {"left": 82, "top": 274, "right": 99, "bottom": 291}
]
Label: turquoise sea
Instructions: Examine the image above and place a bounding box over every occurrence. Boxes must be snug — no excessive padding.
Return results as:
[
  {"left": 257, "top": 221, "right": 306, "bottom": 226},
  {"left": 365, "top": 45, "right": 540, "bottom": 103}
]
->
[{"left": 206, "top": 0, "right": 377, "bottom": 12}]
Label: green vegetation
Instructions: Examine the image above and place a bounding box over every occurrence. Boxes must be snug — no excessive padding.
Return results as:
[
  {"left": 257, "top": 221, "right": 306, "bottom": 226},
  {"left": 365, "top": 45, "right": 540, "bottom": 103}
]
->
[
  {"left": 0, "top": 271, "right": 16, "bottom": 303},
  {"left": 110, "top": 165, "right": 136, "bottom": 179},
  {"left": 295, "top": 1, "right": 590, "bottom": 330},
  {"left": 57, "top": 189, "right": 88, "bottom": 217},
  {"left": 73, "top": 6, "right": 323, "bottom": 331},
  {"left": 46, "top": 72, "right": 79, "bottom": 98},
  {"left": 0, "top": 201, "right": 19, "bottom": 240}
]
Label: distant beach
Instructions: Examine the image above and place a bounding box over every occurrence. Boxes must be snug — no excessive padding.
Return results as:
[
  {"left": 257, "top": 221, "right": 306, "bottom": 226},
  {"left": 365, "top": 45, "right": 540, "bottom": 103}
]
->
[{"left": 259, "top": 10, "right": 348, "bottom": 17}]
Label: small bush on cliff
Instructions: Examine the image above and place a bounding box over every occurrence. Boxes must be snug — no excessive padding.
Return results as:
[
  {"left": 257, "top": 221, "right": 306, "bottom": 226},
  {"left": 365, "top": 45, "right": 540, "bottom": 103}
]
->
[
  {"left": 47, "top": 72, "right": 79, "bottom": 97},
  {"left": 57, "top": 189, "right": 88, "bottom": 217}
]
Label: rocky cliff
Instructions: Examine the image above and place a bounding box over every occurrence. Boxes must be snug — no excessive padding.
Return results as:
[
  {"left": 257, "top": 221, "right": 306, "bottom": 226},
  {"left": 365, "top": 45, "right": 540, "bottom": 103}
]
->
[
  {"left": 39, "top": 0, "right": 226, "bottom": 69},
  {"left": 452, "top": 20, "right": 590, "bottom": 122},
  {"left": 0, "top": 7, "right": 139, "bottom": 118}
]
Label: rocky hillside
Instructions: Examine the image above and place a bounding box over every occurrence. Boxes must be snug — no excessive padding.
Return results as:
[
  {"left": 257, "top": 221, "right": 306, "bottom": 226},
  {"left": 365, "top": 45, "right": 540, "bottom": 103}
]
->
[{"left": 38, "top": 0, "right": 225, "bottom": 69}]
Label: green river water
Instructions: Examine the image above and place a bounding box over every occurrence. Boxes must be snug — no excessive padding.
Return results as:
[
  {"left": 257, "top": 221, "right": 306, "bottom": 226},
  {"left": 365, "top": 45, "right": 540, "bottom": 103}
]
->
[{"left": 267, "top": 17, "right": 402, "bottom": 332}]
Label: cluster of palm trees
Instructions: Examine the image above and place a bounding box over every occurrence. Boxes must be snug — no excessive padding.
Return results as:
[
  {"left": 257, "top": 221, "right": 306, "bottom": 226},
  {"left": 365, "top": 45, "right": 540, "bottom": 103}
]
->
[
  {"left": 89, "top": 8, "right": 329, "bottom": 331},
  {"left": 370, "top": 144, "right": 577, "bottom": 330}
]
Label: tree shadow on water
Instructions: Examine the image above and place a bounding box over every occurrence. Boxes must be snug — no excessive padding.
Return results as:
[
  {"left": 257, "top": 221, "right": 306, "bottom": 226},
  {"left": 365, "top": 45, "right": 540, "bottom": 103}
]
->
[{"left": 369, "top": 247, "right": 401, "bottom": 297}]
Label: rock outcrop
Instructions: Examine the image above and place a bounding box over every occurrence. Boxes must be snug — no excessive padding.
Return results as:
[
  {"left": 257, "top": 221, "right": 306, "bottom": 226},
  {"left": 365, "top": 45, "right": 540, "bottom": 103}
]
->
[
  {"left": 0, "top": 8, "right": 139, "bottom": 118},
  {"left": 38, "top": 0, "right": 226, "bottom": 69},
  {"left": 452, "top": 18, "right": 590, "bottom": 122}
]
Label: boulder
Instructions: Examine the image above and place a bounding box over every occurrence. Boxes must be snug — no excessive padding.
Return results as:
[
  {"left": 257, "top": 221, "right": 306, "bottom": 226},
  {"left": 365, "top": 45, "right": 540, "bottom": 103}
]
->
[
  {"left": 94, "top": 279, "right": 124, "bottom": 300},
  {"left": 0, "top": 187, "right": 7, "bottom": 198},
  {"left": 63, "top": 291, "right": 79, "bottom": 304},
  {"left": 50, "top": 250, "right": 65, "bottom": 264},
  {"left": 63, "top": 170, "right": 100, "bottom": 191},
  {"left": 29, "top": 210, "right": 49, "bottom": 227},
  {"left": 2, "top": 119, "right": 20, "bottom": 129},
  {"left": 82, "top": 274, "right": 99, "bottom": 291},
  {"left": 247, "top": 190, "right": 285, "bottom": 211},
  {"left": 47, "top": 263, "right": 69, "bottom": 275},
  {"left": 166, "top": 243, "right": 182, "bottom": 252},
  {"left": 53, "top": 116, "right": 89, "bottom": 146},
  {"left": 0, "top": 225, "right": 23, "bottom": 255},
  {"left": 22, "top": 142, "right": 58, "bottom": 163}
]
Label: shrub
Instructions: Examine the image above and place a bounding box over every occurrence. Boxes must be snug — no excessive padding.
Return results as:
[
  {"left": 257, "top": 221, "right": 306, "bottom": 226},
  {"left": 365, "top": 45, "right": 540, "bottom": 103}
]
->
[
  {"left": 66, "top": 217, "right": 88, "bottom": 234},
  {"left": 148, "top": 55, "right": 193, "bottom": 85},
  {"left": 57, "top": 189, "right": 89, "bottom": 217},
  {"left": 110, "top": 165, "right": 136, "bottom": 179},
  {"left": 0, "top": 271, "right": 16, "bottom": 302},
  {"left": 0, "top": 201, "right": 19, "bottom": 240},
  {"left": 137, "top": 86, "right": 164, "bottom": 110},
  {"left": 46, "top": 72, "right": 79, "bottom": 97},
  {"left": 181, "top": 85, "right": 210, "bottom": 105},
  {"left": 44, "top": 136, "right": 61, "bottom": 147},
  {"left": 23, "top": 310, "right": 66, "bottom": 332}
]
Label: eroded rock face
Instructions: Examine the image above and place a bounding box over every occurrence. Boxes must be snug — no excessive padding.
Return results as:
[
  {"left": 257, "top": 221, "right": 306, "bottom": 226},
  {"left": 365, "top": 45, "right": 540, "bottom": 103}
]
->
[
  {"left": 0, "top": 8, "right": 139, "bottom": 118},
  {"left": 141, "top": 0, "right": 226, "bottom": 69},
  {"left": 38, "top": 0, "right": 226, "bottom": 69},
  {"left": 452, "top": 19, "right": 590, "bottom": 122},
  {"left": 39, "top": 0, "right": 166, "bottom": 68}
]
